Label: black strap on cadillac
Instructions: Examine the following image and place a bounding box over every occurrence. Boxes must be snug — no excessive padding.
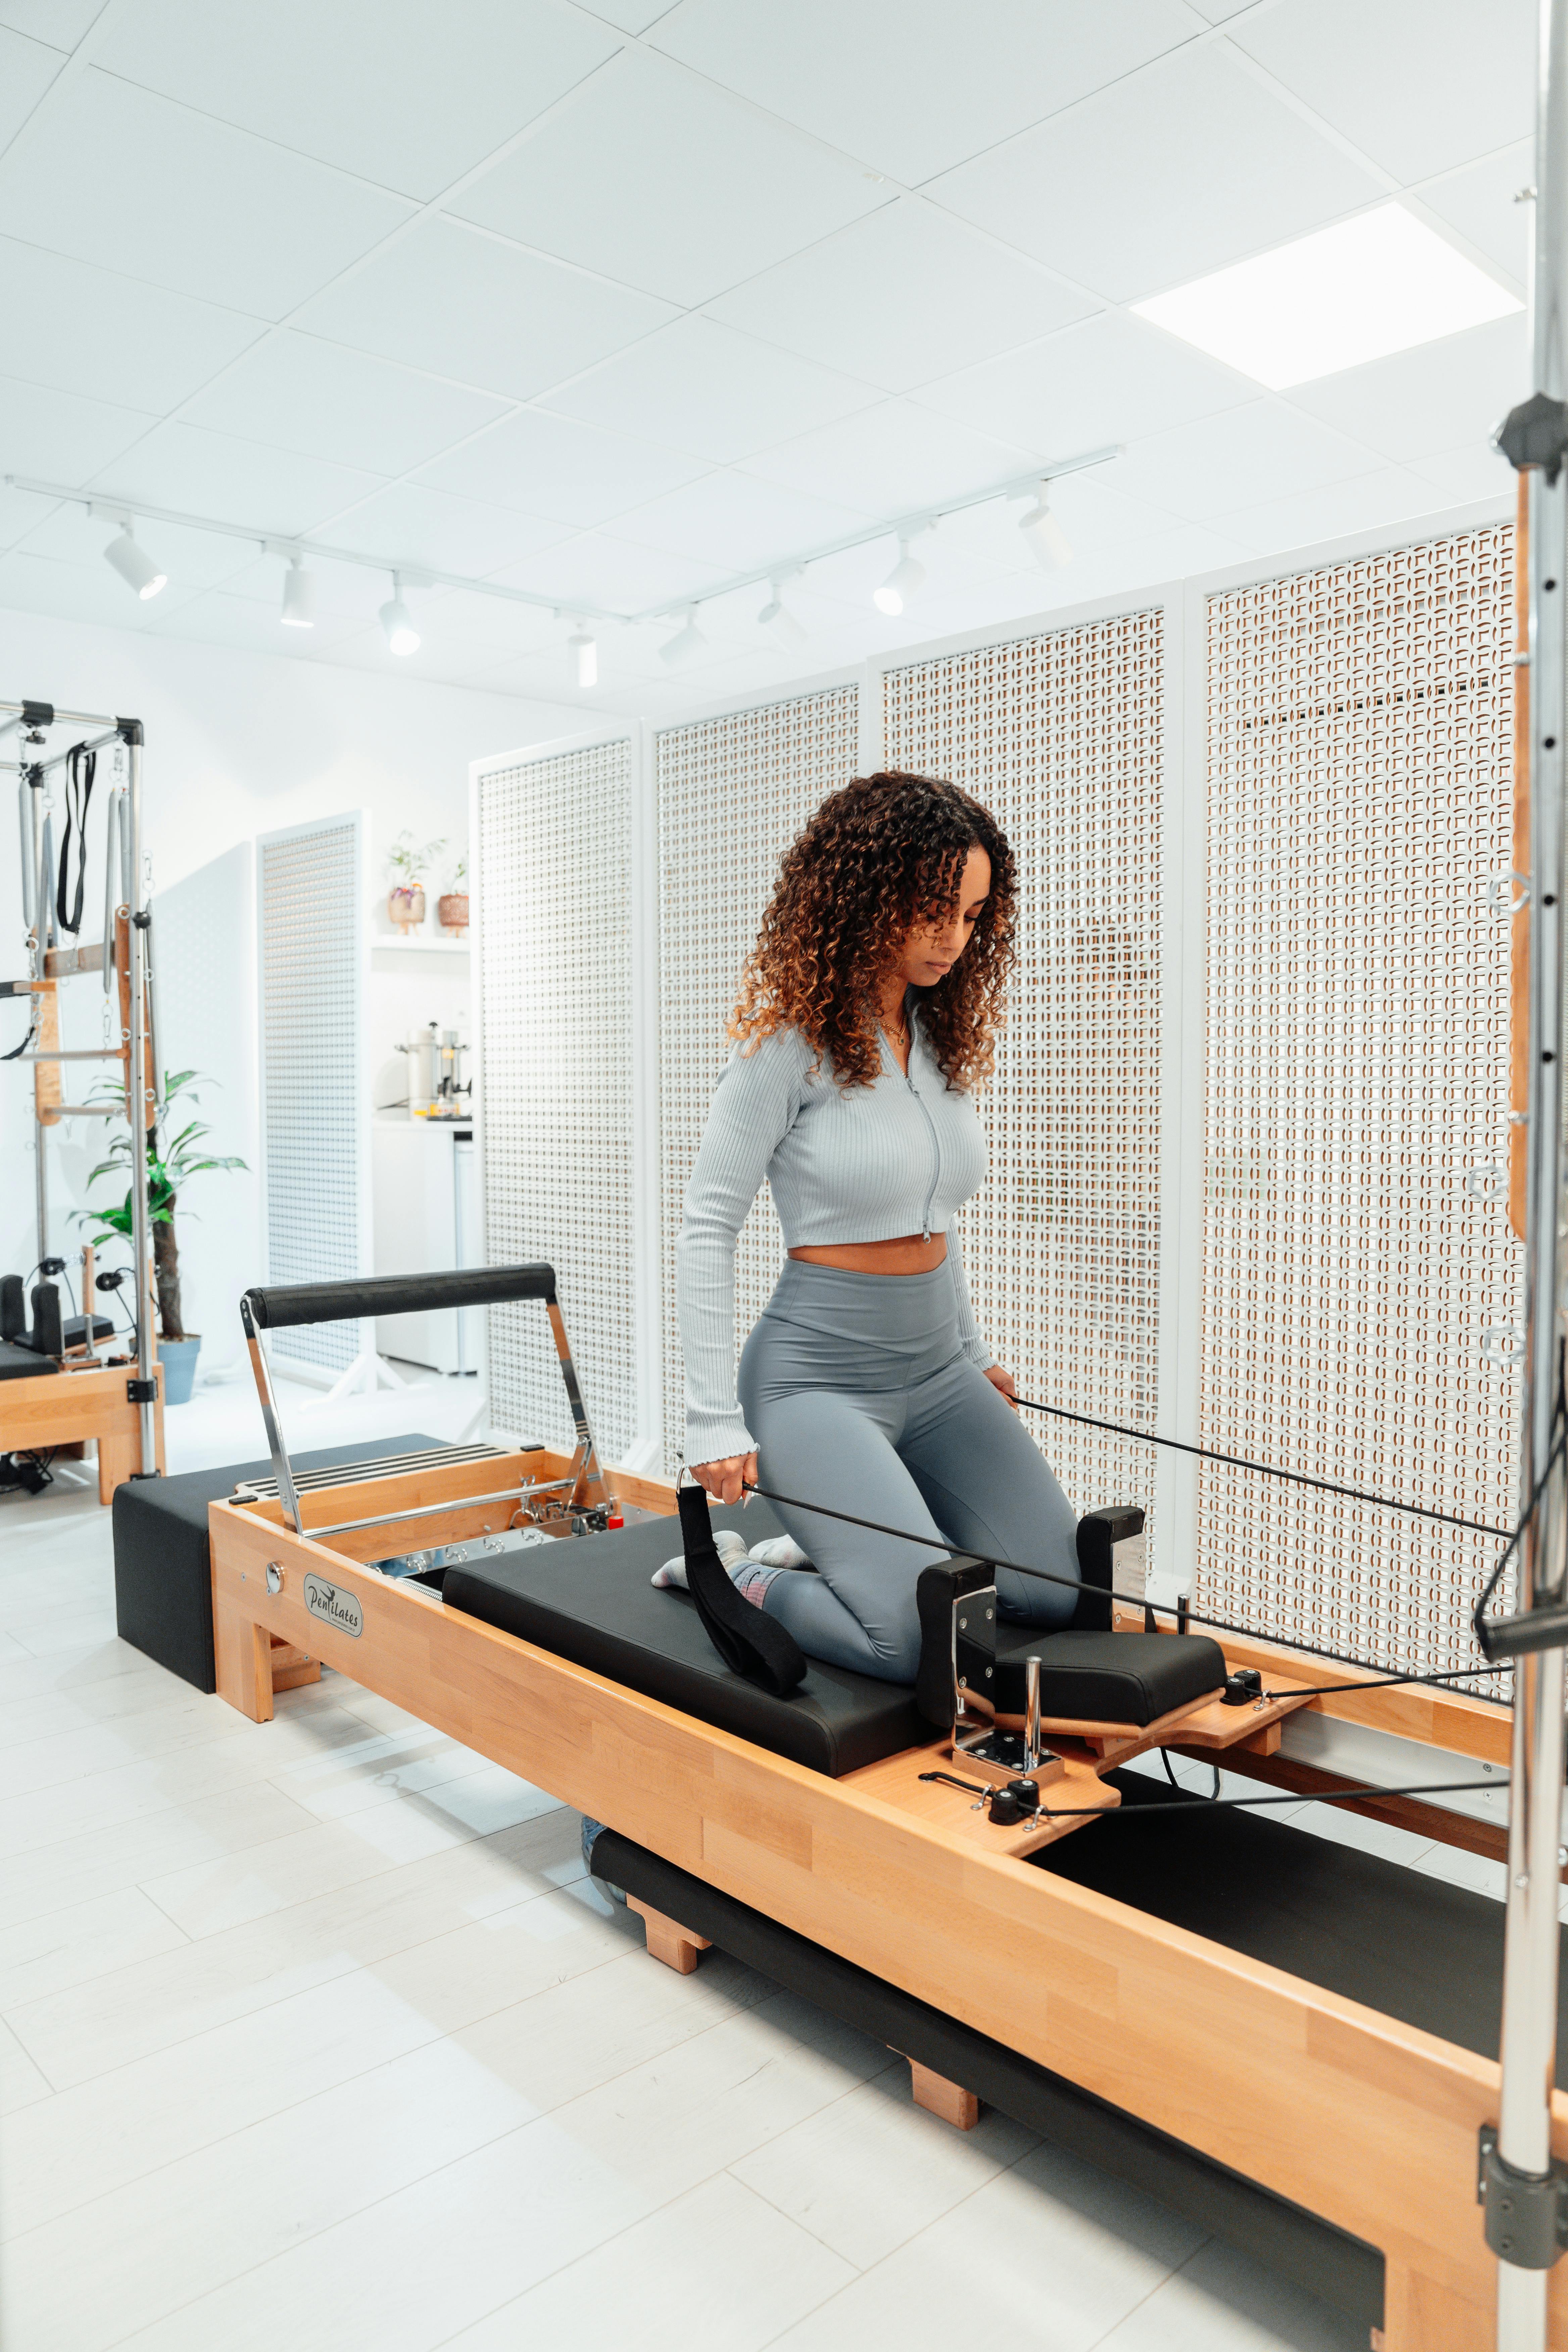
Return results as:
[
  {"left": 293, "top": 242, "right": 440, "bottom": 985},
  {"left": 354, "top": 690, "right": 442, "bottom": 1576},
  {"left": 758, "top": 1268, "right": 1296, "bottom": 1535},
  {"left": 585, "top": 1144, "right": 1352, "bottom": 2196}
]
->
[
  {"left": 240, "top": 1264, "right": 558, "bottom": 1331},
  {"left": 55, "top": 743, "right": 95, "bottom": 937},
  {"left": 678, "top": 1482, "right": 806, "bottom": 1697}
]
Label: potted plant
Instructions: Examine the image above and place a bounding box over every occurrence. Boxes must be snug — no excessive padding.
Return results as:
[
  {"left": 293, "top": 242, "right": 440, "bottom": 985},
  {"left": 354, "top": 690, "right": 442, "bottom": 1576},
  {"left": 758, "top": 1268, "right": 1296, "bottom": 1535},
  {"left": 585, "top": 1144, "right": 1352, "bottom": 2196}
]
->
[
  {"left": 387, "top": 832, "right": 444, "bottom": 933},
  {"left": 438, "top": 853, "right": 469, "bottom": 938},
  {"left": 78, "top": 1068, "right": 248, "bottom": 1405}
]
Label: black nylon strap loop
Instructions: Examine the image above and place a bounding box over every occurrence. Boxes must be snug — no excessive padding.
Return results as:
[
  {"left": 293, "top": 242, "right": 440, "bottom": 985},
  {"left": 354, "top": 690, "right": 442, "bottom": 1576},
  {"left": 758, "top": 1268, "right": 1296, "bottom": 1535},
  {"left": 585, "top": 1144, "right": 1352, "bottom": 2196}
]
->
[
  {"left": 678, "top": 1483, "right": 806, "bottom": 1696},
  {"left": 55, "top": 744, "right": 95, "bottom": 938}
]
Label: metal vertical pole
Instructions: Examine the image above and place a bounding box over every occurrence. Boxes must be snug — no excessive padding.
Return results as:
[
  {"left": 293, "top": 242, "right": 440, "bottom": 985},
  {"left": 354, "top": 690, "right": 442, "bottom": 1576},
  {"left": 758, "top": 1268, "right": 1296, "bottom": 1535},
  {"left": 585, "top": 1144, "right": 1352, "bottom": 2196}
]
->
[
  {"left": 1492, "top": 3, "right": 1568, "bottom": 2340},
  {"left": 122, "top": 721, "right": 158, "bottom": 1476}
]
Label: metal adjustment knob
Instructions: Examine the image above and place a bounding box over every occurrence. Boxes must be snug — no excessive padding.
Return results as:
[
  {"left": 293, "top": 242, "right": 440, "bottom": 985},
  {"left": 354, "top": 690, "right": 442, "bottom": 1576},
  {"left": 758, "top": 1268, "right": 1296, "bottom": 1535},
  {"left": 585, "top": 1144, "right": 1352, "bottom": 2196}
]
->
[{"left": 265, "top": 1562, "right": 284, "bottom": 1595}]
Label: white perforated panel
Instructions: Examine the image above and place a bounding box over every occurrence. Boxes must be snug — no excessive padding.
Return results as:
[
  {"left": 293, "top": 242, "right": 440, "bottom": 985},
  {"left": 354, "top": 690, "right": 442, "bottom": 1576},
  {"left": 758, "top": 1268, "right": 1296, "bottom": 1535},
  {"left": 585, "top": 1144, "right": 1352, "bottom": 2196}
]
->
[
  {"left": 883, "top": 616, "right": 1165, "bottom": 1557},
  {"left": 657, "top": 687, "right": 861, "bottom": 1473},
  {"left": 1199, "top": 525, "right": 1521, "bottom": 1677},
  {"left": 258, "top": 817, "right": 363, "bottom": 1377},
  {"left": 479, "top": 738, "right": 637, "bottom": 1461}
]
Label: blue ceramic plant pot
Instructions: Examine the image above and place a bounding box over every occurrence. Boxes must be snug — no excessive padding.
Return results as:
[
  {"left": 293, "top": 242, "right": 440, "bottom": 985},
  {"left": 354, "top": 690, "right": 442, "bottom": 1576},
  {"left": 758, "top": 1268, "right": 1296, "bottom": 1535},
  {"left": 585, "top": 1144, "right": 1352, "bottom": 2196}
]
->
[{"left": 156, "top": 1333, "right": 201, "bottom": 1406}]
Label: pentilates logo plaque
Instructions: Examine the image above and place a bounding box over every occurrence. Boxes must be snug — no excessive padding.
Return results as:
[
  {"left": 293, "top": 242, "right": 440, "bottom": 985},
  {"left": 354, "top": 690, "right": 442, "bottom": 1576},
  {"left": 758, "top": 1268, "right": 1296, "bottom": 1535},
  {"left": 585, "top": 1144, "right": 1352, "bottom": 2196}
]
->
[{"left": 303, "top": 1574, "right": 363, "bottom": 1638}]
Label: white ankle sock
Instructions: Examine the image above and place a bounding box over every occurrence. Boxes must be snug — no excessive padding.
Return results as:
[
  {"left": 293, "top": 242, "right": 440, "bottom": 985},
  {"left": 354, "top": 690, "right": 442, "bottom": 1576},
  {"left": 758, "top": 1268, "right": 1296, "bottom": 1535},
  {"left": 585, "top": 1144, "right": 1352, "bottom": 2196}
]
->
[{"left": 651, "top": 1527, "right": 786, "bottom": 1606}]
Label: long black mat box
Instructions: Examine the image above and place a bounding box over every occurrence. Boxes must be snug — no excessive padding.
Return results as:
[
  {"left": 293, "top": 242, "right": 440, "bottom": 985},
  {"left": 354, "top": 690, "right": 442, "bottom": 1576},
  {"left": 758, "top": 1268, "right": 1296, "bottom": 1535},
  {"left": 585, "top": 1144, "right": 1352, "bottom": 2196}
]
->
[
  {"left": 587, "top": 1823, "right": 1385, "bottom": 2332},
  {"left": 112, "top": 1434, "right": 448, "bottom": 1692}
]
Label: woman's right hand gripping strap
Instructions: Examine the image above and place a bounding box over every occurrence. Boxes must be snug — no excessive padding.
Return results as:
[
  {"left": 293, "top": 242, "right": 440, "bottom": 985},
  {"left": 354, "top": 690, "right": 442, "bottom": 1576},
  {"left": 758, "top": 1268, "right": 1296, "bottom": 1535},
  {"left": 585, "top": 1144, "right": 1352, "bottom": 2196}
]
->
[{"left": 677, "top": 1483, "right": 806, "bottom": 1696}]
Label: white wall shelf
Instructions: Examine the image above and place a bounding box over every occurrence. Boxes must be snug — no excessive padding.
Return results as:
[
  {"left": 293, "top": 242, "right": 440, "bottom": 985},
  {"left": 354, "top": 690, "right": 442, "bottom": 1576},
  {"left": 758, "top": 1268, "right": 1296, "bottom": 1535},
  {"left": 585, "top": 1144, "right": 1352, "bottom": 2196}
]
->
[{"left": 372, "top": 936, "right": 470, "bottom": 956}]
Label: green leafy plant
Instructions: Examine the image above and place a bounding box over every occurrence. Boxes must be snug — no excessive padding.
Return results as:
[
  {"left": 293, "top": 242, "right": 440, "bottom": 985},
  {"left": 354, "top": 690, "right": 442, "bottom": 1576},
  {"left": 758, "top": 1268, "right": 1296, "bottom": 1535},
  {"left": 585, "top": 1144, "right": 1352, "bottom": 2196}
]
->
[
  {"left": 388, "top": 831, "right": 445, "bottom": 887},
  {"left": 446, "top": 853, "right": 467, "bottom": 890},
  {"left": 77, "top": 1068, "right": 247, "bottom": 1340}
]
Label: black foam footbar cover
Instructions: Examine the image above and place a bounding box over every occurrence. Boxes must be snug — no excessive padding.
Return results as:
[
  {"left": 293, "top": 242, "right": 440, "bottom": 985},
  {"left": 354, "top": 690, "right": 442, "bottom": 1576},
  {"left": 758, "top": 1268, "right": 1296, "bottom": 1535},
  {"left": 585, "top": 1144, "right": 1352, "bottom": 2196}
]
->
[
  {"left": 242, "top": 1262, "right": 556, "bottom": 1331},
  {"left": 0, "top": 1273, "right": 23, "bottom": 1341},
  {"left": 30, "top": 1281, "right": 63, "bottom": 1360},
  {"left": 679, "top": 1483, "right": 806, "bottom": 1696}
]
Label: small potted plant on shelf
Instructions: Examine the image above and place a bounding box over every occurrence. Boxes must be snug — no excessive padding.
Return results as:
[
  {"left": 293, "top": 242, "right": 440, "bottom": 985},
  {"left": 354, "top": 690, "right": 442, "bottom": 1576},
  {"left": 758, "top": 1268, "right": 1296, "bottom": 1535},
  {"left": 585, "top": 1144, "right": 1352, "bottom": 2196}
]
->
[
  {"left": 387, "top": 832, "right": 444, "bottom": 934},
  {"left": 438, "top": 853, "right": 469, "bottom": 938},
  {"left": 77, "top": 1068, "right": 248, "bottom": 1405}
]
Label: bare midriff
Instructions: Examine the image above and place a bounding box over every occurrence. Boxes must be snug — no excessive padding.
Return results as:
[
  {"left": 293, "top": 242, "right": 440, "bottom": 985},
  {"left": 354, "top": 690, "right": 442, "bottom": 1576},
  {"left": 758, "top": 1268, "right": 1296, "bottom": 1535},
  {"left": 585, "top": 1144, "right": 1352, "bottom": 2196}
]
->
[{"left": 787, "top": 1233, "right": 948, "bottom": 1275}]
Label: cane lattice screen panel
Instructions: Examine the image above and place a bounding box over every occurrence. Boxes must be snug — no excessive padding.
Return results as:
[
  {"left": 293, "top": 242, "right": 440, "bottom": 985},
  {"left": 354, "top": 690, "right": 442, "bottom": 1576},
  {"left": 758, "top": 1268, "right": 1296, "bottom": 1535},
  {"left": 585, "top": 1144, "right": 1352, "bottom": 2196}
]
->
[
  {"left": 479, "top": 739, "right": 637, "bottom": 1461},
  {"left": 258, "top": 818, "right": 361, "bottom": 1378},
  {"left": 657, "top": 686, "right": 861, "bottom": 1473},
  {"left": 1199, "top": 524, "right": 1521, "bottom": 1678},
  {"left": 882, "top": 614, "right": 1165, "bottom": 1564}
]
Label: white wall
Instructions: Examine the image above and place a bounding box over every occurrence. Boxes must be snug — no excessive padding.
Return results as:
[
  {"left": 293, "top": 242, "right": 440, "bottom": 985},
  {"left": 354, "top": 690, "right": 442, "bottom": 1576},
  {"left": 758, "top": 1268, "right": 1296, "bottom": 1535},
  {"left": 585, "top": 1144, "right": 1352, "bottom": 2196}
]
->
[{"left": 0, "top": 604, "right": 580, "bottom": 1351}]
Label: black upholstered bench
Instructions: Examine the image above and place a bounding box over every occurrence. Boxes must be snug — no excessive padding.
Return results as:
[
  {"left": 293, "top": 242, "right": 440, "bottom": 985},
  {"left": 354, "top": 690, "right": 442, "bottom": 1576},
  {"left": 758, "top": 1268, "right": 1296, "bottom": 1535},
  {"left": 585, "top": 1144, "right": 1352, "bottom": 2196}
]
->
[
  {"left": 443, "top": 1499, "right": 927, "bottom": 1776},
  {"left": 113, "top": 1433, "right": 450, "bottom": 1691},
  {"left": 0, "top": 1339, "right": 57, "bottom": 1383}
]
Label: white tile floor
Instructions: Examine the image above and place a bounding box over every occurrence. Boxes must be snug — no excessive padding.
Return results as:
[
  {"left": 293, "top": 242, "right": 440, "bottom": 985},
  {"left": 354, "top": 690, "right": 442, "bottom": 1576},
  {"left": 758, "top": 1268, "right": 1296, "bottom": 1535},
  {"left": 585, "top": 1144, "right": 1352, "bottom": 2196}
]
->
[{"left": 0, "top": 1374, "right": 1506, "bottom": 2351}]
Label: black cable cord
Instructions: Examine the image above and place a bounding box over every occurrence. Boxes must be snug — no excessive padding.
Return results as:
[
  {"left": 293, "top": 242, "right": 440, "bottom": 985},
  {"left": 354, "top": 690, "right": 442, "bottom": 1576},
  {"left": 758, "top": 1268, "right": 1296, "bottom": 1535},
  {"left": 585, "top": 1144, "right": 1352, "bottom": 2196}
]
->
[
  {"left": 1010, "top": 1393, "right": 1511, "bottom": 1539},
  {"left": 1034, "top": 1777, "right": 1505, "bottom": 1823},
  {"left": 743, "top": 1479, "right": 1520, "bottom": 1687},
  {"left": 1262, "top": 1662, "right": 1514, "bottom": 1702},
  {"left": 1, "top": 1012, "right": 36, "bottom": 1062}
]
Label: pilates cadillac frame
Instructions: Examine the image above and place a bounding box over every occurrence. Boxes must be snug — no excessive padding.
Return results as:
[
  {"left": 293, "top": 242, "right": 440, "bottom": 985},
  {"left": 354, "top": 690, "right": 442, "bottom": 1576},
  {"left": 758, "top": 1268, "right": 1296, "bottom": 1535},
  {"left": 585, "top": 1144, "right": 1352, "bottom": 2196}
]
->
[{"left": 208, "top": 1262, "right": 1553, "bottom": 2352}]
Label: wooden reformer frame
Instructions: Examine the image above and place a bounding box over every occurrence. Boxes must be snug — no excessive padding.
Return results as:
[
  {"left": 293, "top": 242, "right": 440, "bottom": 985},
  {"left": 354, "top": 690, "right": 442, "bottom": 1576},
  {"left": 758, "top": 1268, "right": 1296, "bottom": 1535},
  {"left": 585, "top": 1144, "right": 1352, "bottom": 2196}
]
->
[{"left": 206, "top": 1371, "right": 1553, "bottom": 2352}]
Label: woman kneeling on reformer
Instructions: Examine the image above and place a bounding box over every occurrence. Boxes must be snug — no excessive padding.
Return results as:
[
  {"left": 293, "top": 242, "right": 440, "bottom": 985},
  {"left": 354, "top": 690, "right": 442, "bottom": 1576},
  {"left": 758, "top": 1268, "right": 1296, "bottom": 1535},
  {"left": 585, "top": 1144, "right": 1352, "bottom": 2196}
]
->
[{"left": 665, "top": 769, "right": 1078, "bottom": 1683}]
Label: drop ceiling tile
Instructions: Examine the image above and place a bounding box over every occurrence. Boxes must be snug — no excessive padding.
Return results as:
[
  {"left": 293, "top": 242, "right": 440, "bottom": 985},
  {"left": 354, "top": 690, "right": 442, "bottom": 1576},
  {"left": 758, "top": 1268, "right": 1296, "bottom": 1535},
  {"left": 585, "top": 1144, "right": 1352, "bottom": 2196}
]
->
[
  {"left": 704, "top": 198, "right": 1094, "bottom": 395},
  {"left": 1231, "top": 0, "right": 1534, "bottom": 185},
  {"left": 450, "top": 48, "right": 885, "bottom": 309},
  {"left": 320, "top": 483, "right": 567, "bottom": 578},
  {"left": 16, "top": 502, "right": 257, "bottom": 589},
  {"left": 181, "top": 333, "right": 509, "bottom": 478},
  {"left": 741, "top": 399, "right": 1037, "bottom": 519},
  {"left": 651, "top": 0, "right": 1204, "bottom": 186},
  {"left": 0, "top": 23, "right": 62, "bottom": 143},
  {"left": 1408, "top": 439, "right": 1514, "bottom": 505},
  {"left": 88, "top": 421, "right": 386, "bottom": 535},
  {"left": 0, "top": 70, "right": 413, "bottom": 317},
  {"left": 0, "top": 236, "right": 264, "bottom": 411},
  {"left": 92, "top": 0, "right": 619, "bottom": 201},
  {"left": 296, "top": 217, "right": 673, "bottom": 402},
  {"left": 0, "top": 2, "right": 99, "bottom": 43},
  {"left": 410, "top": 587, "right": 561, "bottom": 653},
  {"left": 929, "top": 43, "right": 1380, "bottom": 303},
  {"left": 0, "top": 371, "right": 156, "bottom": 479},
  {"left": 544, "top": 315, "right": 878, "bottom": 464},
  {"left": 492, "top": 529, "right": 729, "bottom": 613},
  {"left": 611, "top": 472, "right": 872, "bottom": 571},
  {"left": 413, "top": 408, "right": 708, "bottom": 529},
  {"left": 579, "top": 1, "right": 674, "bottom": 30},
  {"left": 0, "top": 480, "right": 58, "bottom": 551},
  {"left": 1111, "top": 400, "right": 1379, "bottom": 520},
  {"left": 1284, "top": 315, "right": 1527, "bottom": 464},
  {"left": 1419, "top": 141, "right": 1533, "bottom": 289},
  {"left": 1214, "top": 466, "right": 1453, "bottom": 559},
  {"left": 917, "top": 310, "right": 1258, "bottom": 457}
]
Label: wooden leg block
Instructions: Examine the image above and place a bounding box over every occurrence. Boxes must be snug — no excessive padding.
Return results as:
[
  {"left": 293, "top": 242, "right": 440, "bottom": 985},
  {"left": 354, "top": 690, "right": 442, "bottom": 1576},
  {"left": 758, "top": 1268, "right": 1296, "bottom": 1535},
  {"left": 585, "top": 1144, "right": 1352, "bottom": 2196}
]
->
[
  {"left": 906, "top": 2057, "right": 980, "bottom": 2131},
  {"left": 628, "top": 1898, "right": 711, "bottom": 1975},
  {"left": 214, "top": 1601, "right": 275, "bottom": 1723},
  {"left": 1380, "top": 2262, "right": 1492, "bottom": 2352},
  {"left": 269, "top": 1637, "right": 320, "bottom": 1693},
  {"left": 96, "top": 1431, "right": 133, "bottom": 1504}
]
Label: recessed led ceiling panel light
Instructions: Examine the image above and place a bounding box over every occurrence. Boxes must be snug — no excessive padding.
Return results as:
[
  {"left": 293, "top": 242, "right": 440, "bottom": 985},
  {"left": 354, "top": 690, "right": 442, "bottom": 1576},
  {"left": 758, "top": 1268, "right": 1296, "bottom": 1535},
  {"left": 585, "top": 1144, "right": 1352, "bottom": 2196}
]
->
[{"left": 1132, "top": 204, "right": 1522, "bottom": 390}]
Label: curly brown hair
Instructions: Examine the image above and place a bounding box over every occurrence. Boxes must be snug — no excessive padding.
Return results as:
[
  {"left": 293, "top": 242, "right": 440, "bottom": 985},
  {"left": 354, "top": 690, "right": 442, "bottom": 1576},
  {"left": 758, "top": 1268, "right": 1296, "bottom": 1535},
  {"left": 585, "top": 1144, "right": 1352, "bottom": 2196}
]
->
[{"left": 731, "top": 771, "right": 1016, "bottom": 1091}]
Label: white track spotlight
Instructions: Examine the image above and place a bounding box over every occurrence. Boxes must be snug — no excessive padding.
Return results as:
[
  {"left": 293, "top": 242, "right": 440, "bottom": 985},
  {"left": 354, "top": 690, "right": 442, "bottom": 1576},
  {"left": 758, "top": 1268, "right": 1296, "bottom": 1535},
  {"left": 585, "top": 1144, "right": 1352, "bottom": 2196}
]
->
[
  {"left": 102, "top": 522, "right": 166, "bottom": 601},
  {"left": 280, "top": 556, "right": 316, "bottom": 628},
  {"left": 379, "top": 574, "right": 420, "bottom": 657},
  {"left": 568, "top": 622, "right": 598, "bottom": 689},
  {"left": 1019, "top": 481, "right": 1073, "bottom": 569},
  {"left": 872, "top": 536, "right": 925, "bottom": 617},
  {"left": 757, "top": 581, "right": 806, "bottom": 648},
  {"left": 659, "top": 606, "right": 707, "bottom": 667}
]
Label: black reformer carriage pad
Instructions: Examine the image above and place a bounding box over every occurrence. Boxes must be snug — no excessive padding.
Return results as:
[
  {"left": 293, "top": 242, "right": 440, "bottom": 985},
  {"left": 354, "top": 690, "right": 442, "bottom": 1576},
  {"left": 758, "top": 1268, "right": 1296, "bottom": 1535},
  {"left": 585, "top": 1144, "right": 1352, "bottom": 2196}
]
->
[
  {"left": 442, "top": 1500, "right": 926, "bottom": 1777},
  {"left": 442, "top": 1505, "right": 1227, "bottom": 1773}
]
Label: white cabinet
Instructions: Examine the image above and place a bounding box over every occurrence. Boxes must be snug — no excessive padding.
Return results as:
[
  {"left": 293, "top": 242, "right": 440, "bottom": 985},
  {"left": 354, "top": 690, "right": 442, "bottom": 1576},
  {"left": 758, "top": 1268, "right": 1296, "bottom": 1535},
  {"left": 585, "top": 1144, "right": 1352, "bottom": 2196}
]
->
[{"left": 371, "top": 1120, "right": 482, "bottom": 1374}]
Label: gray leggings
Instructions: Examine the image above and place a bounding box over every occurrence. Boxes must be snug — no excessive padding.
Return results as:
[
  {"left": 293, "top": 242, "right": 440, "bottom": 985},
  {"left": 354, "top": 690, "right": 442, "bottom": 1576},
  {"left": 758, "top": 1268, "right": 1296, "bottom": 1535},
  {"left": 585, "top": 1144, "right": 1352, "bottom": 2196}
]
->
[{"left": 737, "top": 1257, "right": 1078, "bottom": 1682}]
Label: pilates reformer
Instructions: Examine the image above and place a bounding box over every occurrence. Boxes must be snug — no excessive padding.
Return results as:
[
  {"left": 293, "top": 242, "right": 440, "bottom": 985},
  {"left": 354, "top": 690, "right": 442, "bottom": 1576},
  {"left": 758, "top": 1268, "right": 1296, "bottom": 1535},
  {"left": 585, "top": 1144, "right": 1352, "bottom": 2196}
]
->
[
  {"left": 0, "top": 699, "right": 164, "bottom": 1499},
  {"left": 204, "top": 1257, "right": 1550, "bottom": 2352}
]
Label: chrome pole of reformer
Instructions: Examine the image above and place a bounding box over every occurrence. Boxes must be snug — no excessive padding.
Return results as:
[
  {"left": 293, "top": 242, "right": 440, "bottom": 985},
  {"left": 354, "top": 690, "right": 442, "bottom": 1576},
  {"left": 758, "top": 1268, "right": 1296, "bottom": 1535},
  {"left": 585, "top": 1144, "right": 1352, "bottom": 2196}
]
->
[
  {"left": 122, "top": 720, "right": 159, "bottom": 1478},
  {"left": 1492, "top": 4, "right": 1568, "bottom": 2339}
]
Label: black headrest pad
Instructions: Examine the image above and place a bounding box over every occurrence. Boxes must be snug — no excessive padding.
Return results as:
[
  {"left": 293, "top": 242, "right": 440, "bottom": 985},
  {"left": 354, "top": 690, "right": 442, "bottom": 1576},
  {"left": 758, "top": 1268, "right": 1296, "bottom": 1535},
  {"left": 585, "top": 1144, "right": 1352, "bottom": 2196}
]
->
[
  {"left": 0, "top": 1274, "right": 23, "bottom": 1342},
  {"left": 678, "top": 1483, "right": 806, "bottom": 1696},
  {"left": 996, "top": 1629, "right": 1226, "bottom": 1726},
  {"left": 30, "top": 1281, "right": 63, "bottom": 1361}
]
